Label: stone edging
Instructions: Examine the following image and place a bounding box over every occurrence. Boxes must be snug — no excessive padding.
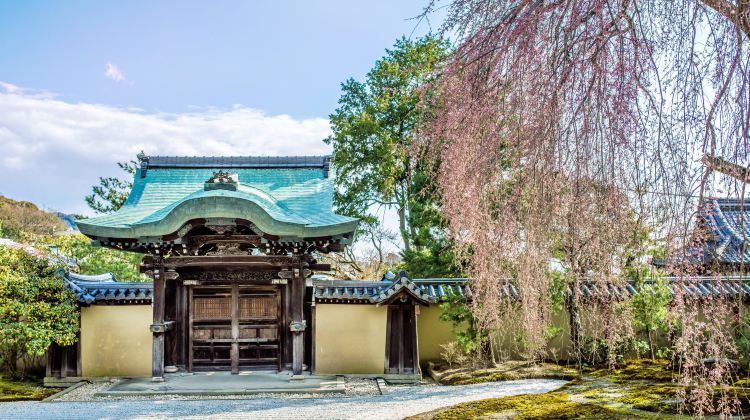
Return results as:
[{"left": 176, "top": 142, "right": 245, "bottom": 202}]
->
[{"left": 42, "top": 381, "right": 88, "bottom": 402}]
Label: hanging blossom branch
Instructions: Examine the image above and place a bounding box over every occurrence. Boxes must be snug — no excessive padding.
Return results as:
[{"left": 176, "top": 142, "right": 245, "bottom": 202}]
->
[{"left": 418, "top": 0, "right": 749, "bottom": 415}]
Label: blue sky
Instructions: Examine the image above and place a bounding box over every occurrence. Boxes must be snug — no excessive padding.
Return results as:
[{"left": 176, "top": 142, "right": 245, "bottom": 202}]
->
[
  {"left": 0, "top": 1, "right": 440, "bottom": 118},
  {"left": 0, "top": 1, "right": 443, "bottom": 222}
]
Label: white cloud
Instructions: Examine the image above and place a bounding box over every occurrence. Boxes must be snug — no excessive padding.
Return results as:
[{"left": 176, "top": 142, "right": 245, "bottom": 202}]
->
[
  {"left": 0, "top": 81, "right": 21, "bottom": 94},
  {"left": 105, "top": 62, "right": 127, "bottom": 83},
  {"left": 0, "top": 81, "right": 56, "bottom": 98},
  {"left": 0, "top": 85, "right": 332, "bottom": 215}
]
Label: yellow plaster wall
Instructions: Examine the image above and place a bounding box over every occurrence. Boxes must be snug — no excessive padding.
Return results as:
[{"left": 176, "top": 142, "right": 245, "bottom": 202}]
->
[
  {"left": 81, "top": 305, "right": 152, "bottom": 377},
  {"left": 314, "top": 304, "right": 387, "bottom": 374},
  {"left": 416, "top": 305, "right": 455, "bottom": 363}
]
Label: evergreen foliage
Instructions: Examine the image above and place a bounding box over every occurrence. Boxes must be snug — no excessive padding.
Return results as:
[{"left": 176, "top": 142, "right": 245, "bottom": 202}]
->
[
  {"left": 0, "top": 246, "right": 78, "bottom": 379},
  {"left": 439, "top": 293, "right": 490, "bottom": 358},
  {"left": 326, "top": 35, "right": 458, "bottom": 277},
  {"left": 47, "top": 234, "right": 148, "bottom": 281},
  {"left": 85, "top": 155, "right": 140, "bottom": 214}
]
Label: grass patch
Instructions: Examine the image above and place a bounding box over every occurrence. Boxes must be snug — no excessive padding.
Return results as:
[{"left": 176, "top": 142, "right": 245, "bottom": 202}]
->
[{"left": 0, "top": 376, "right": 57, "bottom": 401}]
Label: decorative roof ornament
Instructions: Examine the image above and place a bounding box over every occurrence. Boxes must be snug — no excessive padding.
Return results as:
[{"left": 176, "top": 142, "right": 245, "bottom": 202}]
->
[
  {"left": 138, "top": 152, "right": 150, "bottom": 178},
  {"left": 204, "top": 170, "right": 239, "bottom": 191},
  {"left": 374, "top": 271, "right": 437, "bottom": 306}
]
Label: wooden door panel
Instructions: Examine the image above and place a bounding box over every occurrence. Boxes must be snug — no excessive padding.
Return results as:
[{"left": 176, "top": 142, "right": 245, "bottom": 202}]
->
[
  {"left": 190, "top": 285, "right": 280, "bottom": 372},
  {"left": 240, "top": 295, "right": 276, "bottom": 319},
  {"left": 193, "top": 297, "right": 232, "bottom": 320},
  {"left": 386, "top": 305, "right": 417, "bottom": 375}
]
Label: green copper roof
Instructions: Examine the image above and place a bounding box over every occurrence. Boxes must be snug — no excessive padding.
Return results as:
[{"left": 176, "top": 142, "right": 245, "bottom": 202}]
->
[{"left": 77, "top": 156, "right": 358, "bottom": 241}]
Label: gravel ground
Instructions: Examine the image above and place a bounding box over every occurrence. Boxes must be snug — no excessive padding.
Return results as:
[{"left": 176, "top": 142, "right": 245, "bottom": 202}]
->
[
  {"left": 52, "top": 378, "right": 381, "bottom": 401},
  {"left": 0, "top": 379, "right": 565, "bottom": 419}
]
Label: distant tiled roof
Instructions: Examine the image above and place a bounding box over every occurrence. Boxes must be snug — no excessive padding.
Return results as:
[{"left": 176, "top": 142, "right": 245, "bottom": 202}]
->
[
  {"left": 313, "top": 276, "right": 750, "bottom": 303},
  {"left": 575, "top": 277, "right": 750, "bottom": 301},
  {"left": 697, "top": 198, "right": 750, "bottom": 265},
  {"left": 63, "top": 272, "right": 152, "bottom": 305},
  {"left": 0, "top": 238, "right": 76, "bottom": 267},
  {"left": 76, "top": 155, "right": 358, "bottom": 243}
]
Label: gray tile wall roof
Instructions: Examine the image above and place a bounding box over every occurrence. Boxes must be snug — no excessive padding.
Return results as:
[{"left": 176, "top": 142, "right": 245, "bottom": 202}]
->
[
  {"left": 62, "top": 273, "right": 749, "bottom": 306},
  {"left": 313, "top": 277, "right": 750, "bottom": 303},
  {"left": 63, "top": 272, "right": 153, "bottom": 305}
]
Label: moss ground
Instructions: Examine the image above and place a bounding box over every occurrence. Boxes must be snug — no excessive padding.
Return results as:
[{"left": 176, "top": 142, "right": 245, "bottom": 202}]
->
[
  {"left": 413, "top": 359, "right": 750, "bottom": 419},
  {"left": 414, "top": 391, "right": 663, "bottom": 420},
  {"left": 434, "top": 360, "right": 579, "bottom": 385},
  {"left": 0, "top": 376, "right": 57, "bottom": 401}
]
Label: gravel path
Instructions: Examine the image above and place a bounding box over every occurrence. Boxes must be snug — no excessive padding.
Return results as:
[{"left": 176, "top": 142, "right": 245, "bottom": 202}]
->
[
  {"left": 0, "top": 379, "right": 565, "bottom": 419},
  {"left": 50, "top": 378, "right": 381, "bottom": 401}
]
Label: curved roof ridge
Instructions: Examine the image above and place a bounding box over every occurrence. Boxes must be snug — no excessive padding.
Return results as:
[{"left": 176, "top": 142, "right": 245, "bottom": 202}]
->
[
  {"left": 146, "top": 155, "right": 331, "bottom": 170},
  {"left": 65, "top": 272, "right": 117, "bottom": 282}
]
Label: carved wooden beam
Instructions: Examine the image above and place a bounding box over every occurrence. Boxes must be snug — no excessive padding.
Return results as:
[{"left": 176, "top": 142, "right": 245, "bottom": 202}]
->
[
  {"left": 142, "top": 255, "right": 305, "bottom": 270},
  {"left": 278, "top": 268, "right": 312, "bottom": 279},
  {"left": 188, "top": 234, "right": 263, "bottom": 254}
]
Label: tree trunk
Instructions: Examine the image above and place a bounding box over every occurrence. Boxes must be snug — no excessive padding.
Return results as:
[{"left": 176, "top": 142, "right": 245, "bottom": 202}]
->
[
  {"left": 398, "top": 205, "right": 412, "bottom": 253},
  {"left": 648, "top": 329, "right": 655, "bottom": 360},
  {"left": 566, "top": 287, "right": 584, "bottom": 365},
  {"left": 8, "top": 347, "right": 19, "bottom": 379},
  {"left": 700, "top": 0, "right": 750, "bottom": 39}
]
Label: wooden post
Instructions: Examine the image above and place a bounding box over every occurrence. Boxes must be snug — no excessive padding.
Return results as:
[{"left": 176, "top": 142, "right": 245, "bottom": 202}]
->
[
  {"left": 413, "top": 304, "right": 421, "bottom": 376},
  {"left": 175, "top": 284, "right": 184, "bottom": 369},
  {"left": 310, "top": 303, "right": 316, "bottom": 374},
  {"left": 45, "top": 348, "right": 52, "bottom": 379},
  {"left": 152, "top": 258, "right": 166, "bottom": 381},
  {"left": 187, "top": 286, "right": 194, "bottom": 372},
  {"left": 291, "top": 262, "right": 305, "bottom": 376},
  {"left": 231, "top": 283, "right": 240, "bottom": 374},
  {"left": 61, "top": 345, "right": 69, "bottom": 378}
]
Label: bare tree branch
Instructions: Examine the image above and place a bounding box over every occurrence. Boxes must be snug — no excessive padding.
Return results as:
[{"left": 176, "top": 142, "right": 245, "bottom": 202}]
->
[{"left": 702, "top": 153, "right": 750, "bottom": 183}]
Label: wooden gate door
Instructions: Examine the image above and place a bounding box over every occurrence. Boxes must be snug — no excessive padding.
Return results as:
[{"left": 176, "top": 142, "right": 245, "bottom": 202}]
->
[
  {"left": 385, "top": 305, "right": 418, "bottom": 374},
  {"left": 189, "top": 285, "right": 280, "bottom": 372}
]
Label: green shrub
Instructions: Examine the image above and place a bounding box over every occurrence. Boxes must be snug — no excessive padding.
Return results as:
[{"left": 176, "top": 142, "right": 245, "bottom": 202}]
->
[
  {"left": 0, "top": 246, "right": 78, "bottom": 379},
  {"left": 439, "top": 293, "right": 492, "bottom": 360},
  {"left": 630, "top": 273, "right": 671, "bottom": 360}
]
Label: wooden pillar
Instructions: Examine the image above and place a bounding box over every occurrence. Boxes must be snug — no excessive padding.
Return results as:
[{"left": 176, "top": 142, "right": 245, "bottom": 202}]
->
[
  {"left": 187, "top": 286, "right": 194, "bottom": 372},
  {"left": 310, "top": 303, "right": 316, "bottom": 374},
  {"left": 231, "top": 283, "right": 240, "bottom": 374},
  {"left": 61, "top": 345, "right": 69, "bottom": 378},
  {"left": 291, "top": 263, "right": 305, "bottom": 376},
  {"left": 45, "top": 348, "right": 52, "bottom": 379},
  {"left": 413, "top": 304, "right": 421, "bottom": 376},
  {"left": 177, "top": 283, "right": 188, "bottom": 370},
  {"left": 151, "top": 258, "right": 166, "bottom": 381}
]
